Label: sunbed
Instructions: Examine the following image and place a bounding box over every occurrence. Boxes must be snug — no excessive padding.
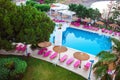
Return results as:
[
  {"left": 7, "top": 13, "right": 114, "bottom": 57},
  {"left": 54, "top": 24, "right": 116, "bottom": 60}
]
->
[
  {"left": 66, "top": 57, "right": 74, "bottom": 65},
  {"left": 74, "top": 60, "right": 81, "bottom": 68},
  {"left": 43, "top": 50, "right": 52, "bottom": 57},
  {"left": 38, "top": 48, "right": 47, "bottom": 55},
  {"left": 84, "top": 62, "right": 91, "bottom": 70},
  {"left": 60, "top": 54, "right": 68, "bottom": 62},
  {"left": 50, "top": 52, "right": 58, "bottom": 59}
]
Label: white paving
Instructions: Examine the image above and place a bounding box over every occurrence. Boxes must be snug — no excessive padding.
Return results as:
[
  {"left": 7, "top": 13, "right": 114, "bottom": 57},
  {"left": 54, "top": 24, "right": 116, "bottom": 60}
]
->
[{"left": 0, "top": 44, "right": 98, "bottom": 80}]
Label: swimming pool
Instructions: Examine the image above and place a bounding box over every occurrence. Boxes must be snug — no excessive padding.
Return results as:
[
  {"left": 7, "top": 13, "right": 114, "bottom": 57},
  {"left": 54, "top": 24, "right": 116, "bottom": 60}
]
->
[{"left": 50, "top": 27, "right": 112, "bottom": 55}]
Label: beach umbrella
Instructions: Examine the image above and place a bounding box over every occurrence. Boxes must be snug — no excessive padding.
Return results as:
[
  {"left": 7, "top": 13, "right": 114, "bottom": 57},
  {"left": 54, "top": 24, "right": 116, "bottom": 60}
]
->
[
  {"left": 53, "top": 46, "right": 68, "bottom": 60},
  {"left": 53, "top": 46, "right": 67, "bottom": 53},
  {"left": 38, "top": 41, "right": 51, "bottom": 48},
  {"left": 73, "top": 52, "right": 90, "bottom": 60}
]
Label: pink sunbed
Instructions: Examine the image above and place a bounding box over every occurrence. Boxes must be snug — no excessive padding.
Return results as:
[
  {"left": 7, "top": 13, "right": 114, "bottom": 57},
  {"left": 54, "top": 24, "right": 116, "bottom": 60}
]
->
[
  {"left": 84, "top": 62, "right": 91, "bottom": 70},
  {"left": 108, "top": 30, "right": 113, "bottom": 34},
  {"left": 101, "top": 28, "right": 105, "bottom": 32},
  {"left": 66, "top": 58, "right": 74, "bottom": 65},
  {"left": 118, "top": 32, "right": 120, "bottom": 36},
  {"left": 74, "top": 60, "right": 81, "bottom": 68},
  {"left": 43, "top": 50, "right": 52, "bottom": 57},
  {"left": 114, "top": 32, "right": 118, "bottom": 36},
  {"left": 60, "top": 54, "right": 68, "bottom": 62},
  {"left": 16, "top": 44, "right": 23, "bottom": 51},
  {"left": 21, "top": 45, "right": 27, "bottom": 52},
  {"left": 50, "top": 52, "right": 58, "bottom": 59},
  {"left": 38, "top": 48, "right": 47, "bottom": 55}
]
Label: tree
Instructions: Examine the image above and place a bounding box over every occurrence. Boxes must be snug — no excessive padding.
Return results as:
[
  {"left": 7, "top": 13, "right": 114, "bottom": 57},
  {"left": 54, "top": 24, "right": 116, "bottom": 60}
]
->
[
  {"left": 76, "top": 4, "right": 87, "bottom": 19},
  {"left": 109, "top": 1, "right": 120, "bottom": 26},
  {"left": 115, "top": 64, "right": 120, "bottom": 80},
  {"left": 111, "top": 38, "right": 120, "bottom": 55},
  {"left": 100, "top": 0, "right": 118, "bottom": 28},
  {"left": 69, "top": 4, "right": 78, "bottom": 12},
  {"left": 93, "top": 51, "right": 117, "bottom": 80},
  {"left": 28, "top": 0, "right": 55, "bottom": 4},
  {"left": 0, "top": 0, "right": 55, "bottom": 50}
]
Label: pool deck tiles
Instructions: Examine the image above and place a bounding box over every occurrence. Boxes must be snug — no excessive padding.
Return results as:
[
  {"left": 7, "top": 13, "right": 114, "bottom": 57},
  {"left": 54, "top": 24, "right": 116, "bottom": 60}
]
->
[{"left": 0, "top": 45, "right": 98, "bottom": 80}]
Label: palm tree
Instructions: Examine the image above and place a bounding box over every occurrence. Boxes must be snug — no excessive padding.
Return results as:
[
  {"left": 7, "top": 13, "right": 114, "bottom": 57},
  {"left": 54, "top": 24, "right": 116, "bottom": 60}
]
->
[
  {"left": 93, "top": 51, "right": 117, "bottom": 80},
  {"left": 94, "top": 38, "right": 120, "bottom": 80},
  {"left": 111, "top": 38, "right": 120, "bottom": 79},
  {"left": 111, "top": 38, "right": 120, "bottom": 55},
  {"left": 114, "top": 64, "right": 120, "bottom": 80}
]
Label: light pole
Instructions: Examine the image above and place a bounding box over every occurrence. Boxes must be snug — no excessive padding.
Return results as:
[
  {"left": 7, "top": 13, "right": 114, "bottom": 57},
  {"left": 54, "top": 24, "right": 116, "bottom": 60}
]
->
[{"left": 88, "top": 60, "right": 94, "bottom": 80}]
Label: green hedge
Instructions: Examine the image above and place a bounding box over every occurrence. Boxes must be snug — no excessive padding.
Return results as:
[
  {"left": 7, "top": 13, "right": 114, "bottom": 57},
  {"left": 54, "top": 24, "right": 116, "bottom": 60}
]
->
[
  {"left": 34, "top": 4, "right": 50, "bottom": 12},
  {"left": 26, "top": 0, "right": 50, "bottom": 12},
  {"left": 0, "top": 58, "right": 27, "bottom": 80}
]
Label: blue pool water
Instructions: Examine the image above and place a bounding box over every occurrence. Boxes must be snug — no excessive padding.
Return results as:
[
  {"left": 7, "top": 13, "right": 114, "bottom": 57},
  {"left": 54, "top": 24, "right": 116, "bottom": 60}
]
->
[{"left": 50, "top": 27, "right": 112, "bottom": 55}]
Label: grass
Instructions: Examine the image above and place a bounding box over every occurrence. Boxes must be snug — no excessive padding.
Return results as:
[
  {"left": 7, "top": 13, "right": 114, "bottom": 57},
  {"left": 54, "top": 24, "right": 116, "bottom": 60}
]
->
[{"left": 0, "top": 55, "right": 86, "bottom": 80}]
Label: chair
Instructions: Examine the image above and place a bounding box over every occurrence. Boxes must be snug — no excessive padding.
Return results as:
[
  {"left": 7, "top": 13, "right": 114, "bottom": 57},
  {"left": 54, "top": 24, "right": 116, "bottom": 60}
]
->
[
  {"left": 74, "top": 60, "right": 81, "bottom": 68},
  {"left": 66, "top": 57, "right": 74, "bottom": 65},
  {"left": 38, "top": 48, "right": 47, "bottom": 55},
  {"left": 84, "top": 62, "right": 91, "bottom": 70},
  {"left": 50, "top": 52, "right": 58, "bottom": 59},
  {"left": 43, "top": 50, "right": 52, "bottom": 57},
  {"left": 60, "top": 54, "right": 68, "bottom": 62}
]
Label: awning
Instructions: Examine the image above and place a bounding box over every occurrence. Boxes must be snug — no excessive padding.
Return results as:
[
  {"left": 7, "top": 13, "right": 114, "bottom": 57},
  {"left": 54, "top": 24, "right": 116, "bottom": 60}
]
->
[{"left": 58, "top": 10, "right": 76, "bottom": 16}]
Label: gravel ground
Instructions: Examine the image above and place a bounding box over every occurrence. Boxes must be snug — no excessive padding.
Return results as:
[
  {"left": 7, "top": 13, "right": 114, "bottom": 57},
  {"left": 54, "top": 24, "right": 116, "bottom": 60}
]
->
[
  {"left": 63, "top": 0, "right": 112, "bottom": 7},
  {"left": 81, "top": 0, "right": 112, "bottom": 7}
]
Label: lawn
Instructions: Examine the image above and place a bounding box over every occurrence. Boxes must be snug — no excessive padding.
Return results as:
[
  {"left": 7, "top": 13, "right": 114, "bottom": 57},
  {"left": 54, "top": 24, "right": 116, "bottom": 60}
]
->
[{"left": 0, "top": 55, "right": 86, "bottom": 80}]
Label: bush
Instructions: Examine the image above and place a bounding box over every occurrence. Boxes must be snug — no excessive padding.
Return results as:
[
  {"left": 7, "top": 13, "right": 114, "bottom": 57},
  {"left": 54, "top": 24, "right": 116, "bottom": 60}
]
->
[
  {"left": 26, "top": 1, "right": 50, "bottom": 12},
  {"left": 44, "top": 0, "right": 55, "bottom": 4},
  {"left": 0, "top": 58, "right": 27, "bottom": 80},
  {"left": 26, "top": 0, "right": 37, "bottom": 6},
  {"left": 0, "top": 68, "right": 9, "bottom": 80},
  {"left": 34, "top": 4, "right": 50, "bottom": 12}
]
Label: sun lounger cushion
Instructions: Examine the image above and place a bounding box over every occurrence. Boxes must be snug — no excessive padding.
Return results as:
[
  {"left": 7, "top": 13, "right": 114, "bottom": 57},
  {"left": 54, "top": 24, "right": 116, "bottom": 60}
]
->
[
  {"left": 21, "top": 45, "right": 27, "bottom": 52},
  {"left": 60, "top": 54, "right": 68, "bottom": 62},
  {"left": 74, "top": 60, "right": 81, "bottom": 68},
  {"left": 50, "top": 52, "right": 58, "bottom": 59},
  {"left": 16, "top": 45, "right": 23, "bottom": 51},
  {"left": 66, "top": 58, "right": 74, "bottom": 65},
  {"left": 43, "top": 50, "right": 52, "bottom": 57},
  {"left": 38, "top": 48, "right": 47, "bottom": 55},
  {"left": 84, "top": 62, "right": 91, "bottom": 70}
]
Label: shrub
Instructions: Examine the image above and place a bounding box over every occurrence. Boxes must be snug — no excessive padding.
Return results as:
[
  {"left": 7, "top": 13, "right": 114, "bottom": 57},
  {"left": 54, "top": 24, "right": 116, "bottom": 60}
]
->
[
  {"left": 0, "top": 68, "right": 9, "bottom": 80},
  {"left": 26, "top": 0, "right": 37, "bottom": 6},
  {"left": 0, "top": 58, "right": 27, "bottom": 80},
  {"left": 34, "top": 4, "right": 50, "bottom": 12}
]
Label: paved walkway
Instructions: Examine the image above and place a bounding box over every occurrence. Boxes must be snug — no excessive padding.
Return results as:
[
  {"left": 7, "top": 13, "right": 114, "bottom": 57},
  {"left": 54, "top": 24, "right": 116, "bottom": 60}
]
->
[
  {"left": 0, "top": 44, "right": 97, "bottom": 80},
  {"left": 62, "top": 0, "right": 111, "bottom": 7}
]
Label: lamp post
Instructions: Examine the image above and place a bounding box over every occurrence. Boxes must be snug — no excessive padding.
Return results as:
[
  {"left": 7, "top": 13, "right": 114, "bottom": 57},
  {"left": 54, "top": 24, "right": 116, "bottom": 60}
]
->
[{"left": 88, "top": 60, "right": 94, "bottom": 80}]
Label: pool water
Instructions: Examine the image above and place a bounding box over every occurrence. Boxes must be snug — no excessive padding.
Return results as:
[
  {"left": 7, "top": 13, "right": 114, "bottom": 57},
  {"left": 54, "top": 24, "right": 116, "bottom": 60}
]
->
[{"left": 50, "top": 27, "right": 112, "bottom": 55}]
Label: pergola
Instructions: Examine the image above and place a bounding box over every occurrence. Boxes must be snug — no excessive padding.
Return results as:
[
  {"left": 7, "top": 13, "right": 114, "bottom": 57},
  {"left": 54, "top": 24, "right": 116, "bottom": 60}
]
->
[
  {"left": 50, "top": 3, "right": 69, "bottom": 15},
  {"left": 57, "top": 10, "right": 76, "bottom": 21},
  {"left": 58, "top": 10, "right": 76, "bottom": 17}
]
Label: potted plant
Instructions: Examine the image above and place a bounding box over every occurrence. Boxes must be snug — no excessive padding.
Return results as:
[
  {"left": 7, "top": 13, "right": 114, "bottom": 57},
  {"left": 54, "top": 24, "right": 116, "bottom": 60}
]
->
[{"left": 58, "top": 23, "right": 62, "bottom": 29}]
